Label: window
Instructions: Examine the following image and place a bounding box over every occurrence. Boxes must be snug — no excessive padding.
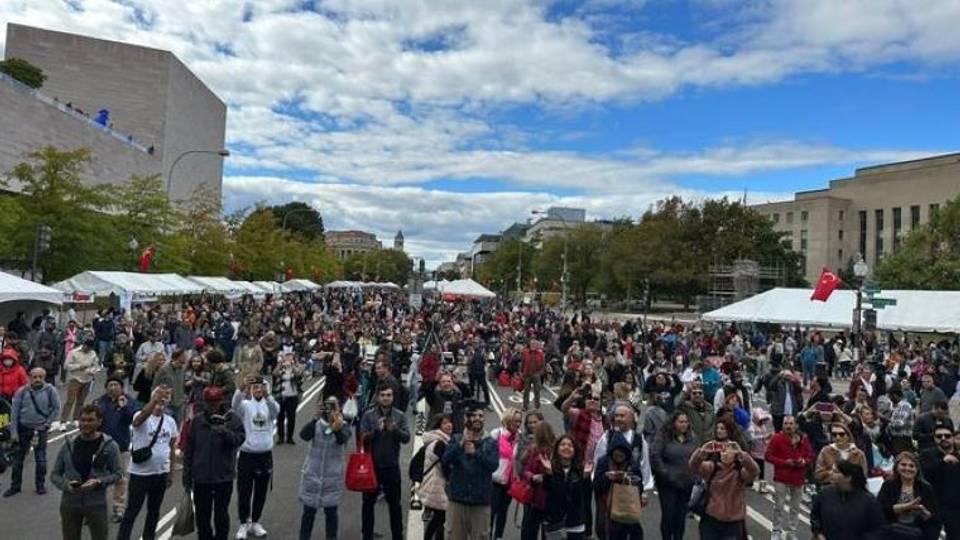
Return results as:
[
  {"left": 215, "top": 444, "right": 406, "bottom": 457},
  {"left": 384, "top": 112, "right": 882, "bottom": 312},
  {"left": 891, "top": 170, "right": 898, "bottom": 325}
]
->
[
  {"left": 858, "top": 210, "right": 867, "bottom": 259},
  {"left": 838, "top": 229, "right": 844, "bottom": 241},
  {"left": 876, "top": 237, "right": 884, "bottom": 262},
  {"left": 930, "top": 203, "right": 940, "bottom": 219},
  {"left": 801, "top": 210, "right": 809, "bottom": 223},
  {"left": 786, "top": 211, "right": 794, "bottom": 224},
  {"left": 800, "top": 230, "right": 808, "bottom": 252},
  {"left": 892, "top": 207, "right": 902, "bottom": 251},
  {"left": 875, "top": 209, "right": 884, "bottom": 231},
  {"left": 839, "top": 210, "right": 845, "bottom": 221},
  {"left": 838, "top": 248, "right": 844, "bottom": 263},
  {"left": 875, "top": 209, "right": 884, "bottom": 263},
  {"left": 772, "top": 213, "right": 780, "bottom": 223}
]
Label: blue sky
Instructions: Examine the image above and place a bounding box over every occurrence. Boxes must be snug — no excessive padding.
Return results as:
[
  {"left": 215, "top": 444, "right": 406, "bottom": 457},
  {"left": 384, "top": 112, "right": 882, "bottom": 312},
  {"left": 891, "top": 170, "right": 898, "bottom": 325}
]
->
[{"left": 2, "top": 0, "right": 959, "bottom": 264}]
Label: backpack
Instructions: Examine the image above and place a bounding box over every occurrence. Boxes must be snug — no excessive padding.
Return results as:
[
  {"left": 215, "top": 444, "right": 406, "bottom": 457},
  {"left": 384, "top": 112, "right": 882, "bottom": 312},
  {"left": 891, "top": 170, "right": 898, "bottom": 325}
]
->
[{"left": 408, "top": 445, "right": 427, "bottom": 483}]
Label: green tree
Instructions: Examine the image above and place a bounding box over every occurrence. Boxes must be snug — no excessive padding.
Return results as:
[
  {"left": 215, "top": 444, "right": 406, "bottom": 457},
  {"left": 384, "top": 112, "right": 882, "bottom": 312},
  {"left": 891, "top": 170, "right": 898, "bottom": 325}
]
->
[
  {"left": 0, "top": 195, "right": 27, "bottom": 260},
  {"left": 175, "top": 186, "right": 233, "bottom": 276},
  {"left": 343, "top": 249, "right": 411, "bottom": 285},
  {"left": 111, "top": 174, "right": 189, "bottom": 272},
  {"left": 269, "top": 201, "right": 325, "bottom": 241},
  {"left": 874, "top": 196, "right": 960, "bottom": 289},
  {"left": 0, "top": 58, "right": 46, "bottom": 88},
  {"left": 232, "top": 206, "right": 288, "bottom": 280},
  {"left": 474, "top": 239, "right": 537, "bottom": 295}
]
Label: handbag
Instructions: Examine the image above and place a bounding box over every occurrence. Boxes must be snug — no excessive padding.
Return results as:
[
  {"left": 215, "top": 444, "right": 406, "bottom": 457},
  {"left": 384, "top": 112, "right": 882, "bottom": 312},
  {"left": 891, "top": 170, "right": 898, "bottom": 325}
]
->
[
  {"left": 346, "top": 447, "right": 378, "bottom": 492},
  {"left": 511, "top": 374, "right": 524, "bottom": 392},
  {"left": 607, "top": 480, "right": 643, "bottom": 525},
  {"left": 171, "top": 489, "right": 195, "bottom": 536},
  {"left": 131, "top": 417, "right": 163, "bottom": 464},
  {"left": 497, "top": 371, "right": 511, "bottom": 387},
  {"left": 507, "top": 476, "right": 534, "bottom": 504},
  {"left": 688, "top": 467, "right": 717, "bottom": 517},
  {"left": 342, "top": 397, "right": 358, "bottom": 420}
]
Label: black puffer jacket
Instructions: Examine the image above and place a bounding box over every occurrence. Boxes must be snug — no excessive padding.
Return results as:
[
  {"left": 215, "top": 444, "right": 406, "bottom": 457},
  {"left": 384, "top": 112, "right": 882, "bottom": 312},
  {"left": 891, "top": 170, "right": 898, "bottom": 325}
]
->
[
  {"left": 543, "top": 463, "right": 585, "bottom": 528},
  {"left": 183, "top": 408, "right": 245, "bottom": 487}
]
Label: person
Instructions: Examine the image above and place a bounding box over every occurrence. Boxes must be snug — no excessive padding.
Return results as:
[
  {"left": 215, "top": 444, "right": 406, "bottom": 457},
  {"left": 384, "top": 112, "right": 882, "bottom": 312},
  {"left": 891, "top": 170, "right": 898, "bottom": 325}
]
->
[
  {"left": 488, "top": 407, "right": 522, "bottom": 540},
  {"left": 594, "top": 431, "right": 650, "bottom": 540},
  {"left": 135, "top": 330, "right": 165, "bottom": 367},
  {"left": 520, "top": 339, "right": 545, "bottom": 411},
  {"left": 877, "top": 451, "right": 940, "bottom": 540},
  {"left": 442, "top": 400, "right": 499, "bottom": 539},
  {"left": 810, "top": 460, "right": 884, "bottom": 539},
  {"left": 920, "top": 426, "right": 960, "bottom": 538},
  {"left": 0, "top": 347, "right": 29, "bottom": 402},
  {"left": 31, "top": 343, "right": 59, "bottom": 386},
  {"left": 133, "top": 352, "right": 166, "bottom": 407},
  {"left": 298, "top": 396, "right": 351, "bottom": 540},
  {"left": 541, "top": 434, "right": 586, "bottom": 539},
  {"left": 274, "top": 353, "right": 305, "bottom": 444},
  {"left": 887, "top": 387, "right": 915, "bottom": 455},
  {"left": 689, "top": 438, "right": 760, "bottom": 540},
  {"left": 814, "top": 422, "right": 868, "bottom": 486},
  {"left": 153, "top": 349, "right": 188, "bottom": 424},
  {"left": 748, "top": 407, "right": 774, "bottom": 494},
  {"left": 759, "top": 367, "right": 803, "bottom": 432},
  {"left": 94, "top": 376, "right": 138, "bottom": 522},
  {"left": 59, "top": 337, "right": 99, "bottom": 429},
  {"left": 518, "top": 421, "right": 556, "bottom": 540},
  {"left": 650, "top": 411, "right": 697, "bottom": 540},
  {"left": 764, "top": 415, "right": 814, "bottom": 540},
  {"left": 359, "top": 385, "right": 411, "bottom": 540},
  {"left": 417, "top": 414, "right": 454, "bottom": 540},
  {"left": 117, "top": 385, "right": 178, "bottom": 540},
  {"left": 799, "top": 338, "right": 823, "bottom": 386},
  {"left": 50, "top": 404, "right": 122, "bottom": 540},
  {"left": 423, "top": 371, "right": 466, "bottom": 433},
  {"left": 913, "top": 400, "right": 954, "bottom": 450},
  {"left": 562, "top": 386, "right": 607, "bottom": 538},
  {"left": 231, "top": 376, "right": 280, "bottom": 539},
  {"left": 918, "top": 373, "right": 947, "bottom": 414},
  {"left": 183, "top": 386, "right": 246, "bottom": 540},
  {"left": 677, "top": 384, "right": 715, "bottom": 443},
  {"left": 6, "top": 367, "right": 60, "bottom": 496}
]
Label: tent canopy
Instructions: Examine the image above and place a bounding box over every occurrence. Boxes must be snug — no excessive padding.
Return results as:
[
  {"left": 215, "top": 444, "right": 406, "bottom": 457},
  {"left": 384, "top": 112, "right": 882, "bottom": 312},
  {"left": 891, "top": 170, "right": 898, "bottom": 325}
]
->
[
  {"left": 187, "top": 276, "right": 245, "bottom": 295},
  {"left": 427, "top": 278, "right": 496, "bottom": 299},
  {"left": 0, "top": 271, "right": 63, "bottom": 305},
  {"left": 324, "top": 280, "right": 363, "bottom": 290},
  {"left": 282, "top": 279, "right": 322, "bottom": 292},
  {"left": 252, "top": 281, "right": 283, "bottom": 294},
  {"left": 703, "top": 287, "right": 960, "bottom": 334},
  {"left": 53, "top": 271, "right": 203, "bottom": 299},
  {"left": 233, "top": 280, "right": 268, "bottom": 296}
]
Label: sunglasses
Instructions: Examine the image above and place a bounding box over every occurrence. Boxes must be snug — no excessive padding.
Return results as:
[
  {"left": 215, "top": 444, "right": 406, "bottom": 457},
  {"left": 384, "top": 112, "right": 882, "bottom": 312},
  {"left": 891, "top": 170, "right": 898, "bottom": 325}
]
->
[
  {"left": 831, "top": 432, "right": 848, "bottom": 437},
  {"left": 934, "top": 434, "right": 953, "bottom": 440}
]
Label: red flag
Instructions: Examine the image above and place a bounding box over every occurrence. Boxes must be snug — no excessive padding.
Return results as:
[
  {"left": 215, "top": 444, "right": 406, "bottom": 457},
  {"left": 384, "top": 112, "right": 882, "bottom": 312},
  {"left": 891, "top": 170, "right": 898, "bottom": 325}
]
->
[
  {"left": 285, "top": 267, "right": 294, "bottom": 281},
  {"left": 810, "top": 267, "right": 843, "bottom": 301},
  {"left": 138, "top": 246, "right": 156, "bottom": 273}
]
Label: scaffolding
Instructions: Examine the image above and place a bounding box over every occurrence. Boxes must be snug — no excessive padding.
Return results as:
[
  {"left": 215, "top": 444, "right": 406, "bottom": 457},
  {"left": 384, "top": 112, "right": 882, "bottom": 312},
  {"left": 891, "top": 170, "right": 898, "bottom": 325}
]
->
[{"left": 701, "top": 258, "right": 786, "bottom": 312}]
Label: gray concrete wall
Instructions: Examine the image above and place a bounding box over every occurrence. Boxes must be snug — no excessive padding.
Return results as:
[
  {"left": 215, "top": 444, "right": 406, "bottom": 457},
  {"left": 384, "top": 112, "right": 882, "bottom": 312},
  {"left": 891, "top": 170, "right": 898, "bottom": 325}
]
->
[{"left": 0, "top": 79, "right": 161, "bottom": 189}]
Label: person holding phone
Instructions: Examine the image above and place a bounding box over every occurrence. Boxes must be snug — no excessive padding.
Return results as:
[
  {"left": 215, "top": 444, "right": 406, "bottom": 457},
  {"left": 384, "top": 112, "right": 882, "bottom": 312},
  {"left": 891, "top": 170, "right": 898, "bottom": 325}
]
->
[
  {"left": 689, "top": 438, "right": 759, "bottom": 540},
  {"left": 359, "top": 384, "right": 410, "bottom": 540},
  {"left": 813, "top": 422, "right": 868, "bottom": 486},
  {"left": 298, "top": 396, "right": 351, "bottom": 540},
  {"left": 232, "top": 376, "right": 280, "bottom": 539}
]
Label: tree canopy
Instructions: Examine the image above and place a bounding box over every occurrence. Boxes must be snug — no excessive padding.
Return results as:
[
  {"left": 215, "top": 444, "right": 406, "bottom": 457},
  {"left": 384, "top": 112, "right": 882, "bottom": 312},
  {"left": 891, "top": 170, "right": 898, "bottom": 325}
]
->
[
  {"left": 268, "top": 201, "right": 325, "bottom": 241},
  {"left": 343, "top": 248, "right": 412, "bottom": 286},
  {"left": 0, "top": 57, "right": 46, "bottom": 88},
  {"left": 874, "top": 195, "right": 960, "bottom": 289}
]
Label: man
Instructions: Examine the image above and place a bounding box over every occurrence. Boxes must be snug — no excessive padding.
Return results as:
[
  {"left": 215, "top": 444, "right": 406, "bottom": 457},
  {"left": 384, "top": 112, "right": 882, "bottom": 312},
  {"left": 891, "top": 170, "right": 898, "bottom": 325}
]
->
[
  {"left": 135, "top": 329, "right": 166, "bottom": 367},
  {"left": 920, "top": 426, "right": 960, "bottom": 538},
  {"left": 231, "top": 376, "right": 279, "bottom": 539},
  {"left": 914, "top": 400, "right": 954, "bottom": 450},
  {"left": 359, "top": 385, "right": 411, "bottom": 540},
  {"left": 887, "top": 387, "right": 915, "bottom": 455},
  {"left": 759, "top": 368, "right": 804, "bottom": 432},
  {"left": 422, "top": 371, "right": 465, "bottom": 433},
  {"left": 5, "top": 367, "right": 60, "bottom": 496},
  {"left": 59, "top": 337, "right": 99, "bottom": 430},
  {"left": 798, "top": 338, "right": 822, "bottom": 386},
  {"left": 31, "top": 343, "right": 59, "bottom": 386},
  {"left": 918, "top": 373, "right": 948, "bottom": 415},
  {"left": 117, "top": 386, "right": 177, "bottom": 540},
  {"left": 677, "top": 384, "right": 716, "bottom": 443},
  {"left": 371, "top": 358, "right": 405, "bottom": 411},
  {"left": 442, "top": 400, "right": 499, "bottom": 540},
  {"left": 184, "top": 386, "right": 246, "bottom": 540},
  {"left": 593, "top": 404, "right": 654, "bottom": 540},
  {"left": 94, "top": 308, "right": 117, "bottom": 366},
  {"left": 153, "top": 349, "right": 188, "bottom": 424},
  {"left": 94, "top": 376, "right": 138, "bottom": 521},
  {"left": 764, "top": 415, "right": 814, "bottom": 540},
  {"left": 519, "top": 339, "right": 545, "bottom": 411},
  {"left": 50, "top": 404, "right": 122, "bottom": 540}
]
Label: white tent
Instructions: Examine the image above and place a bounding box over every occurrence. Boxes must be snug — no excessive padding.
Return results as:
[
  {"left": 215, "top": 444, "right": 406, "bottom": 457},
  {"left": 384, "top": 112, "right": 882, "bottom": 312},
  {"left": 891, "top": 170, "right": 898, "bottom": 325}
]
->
[
  {"left": 282, "top": 279, "right": 322, "bottom": 292},
  {"left": 324, "top": 280, "right": 363, "bottom": 290},
  {"left": 253, "top": 281, "right": 283, "bottom": 294},
  {"left": 423, "top": 279, "right": 451, "bottom": 291},
  {"left": 430, "top": 279, "right": 496, "bottom": 299},
  {"left": 703, "top": 287, "right": 960, "bottom": 333},
  {"left": 0, "top": 272, "right": 64, "bottom": 305},
  {"left": 53, "top": 271, "right": 204, "bottom": 300},
  {"left": 187, "top": 276, "right": 245, "bottom": 296},
  {"left": 233, "top": 280, "right": 268, "bottom": 296}
]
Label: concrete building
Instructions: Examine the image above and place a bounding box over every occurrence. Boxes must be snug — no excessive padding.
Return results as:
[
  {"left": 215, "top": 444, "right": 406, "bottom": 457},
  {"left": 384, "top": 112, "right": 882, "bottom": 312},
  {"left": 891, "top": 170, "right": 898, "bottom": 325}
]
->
[
  {"left": 751, "top": 152, "right": 960, "bottom": 284},
  {"left": 394, "top": 230, "right": 404, "bottom": 251},
  {"left": 1, "top": 24, "right": 226, "bottom": 201},
  {"left": 469, "top": 234, "right": 501, "bottom": 273},
  {"left": 325, "top": 230, "right": 382, "bottom": 261}
]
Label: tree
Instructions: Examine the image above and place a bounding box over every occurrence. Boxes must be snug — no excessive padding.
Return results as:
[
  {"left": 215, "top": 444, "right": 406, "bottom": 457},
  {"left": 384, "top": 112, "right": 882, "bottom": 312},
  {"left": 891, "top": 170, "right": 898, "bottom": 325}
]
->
[
  {"left": 270, "top": 201, "right": 324, "bottom": 241},
  {"left": 232, "top": 206, "right": 289, "bottom": 280},
  {"left": 0, "top": 58, "right": 46, "bottom": 88},
  {"left": 170, "top": 185, "right": 232, "bottom": 275},
  {"left": 111, "top": 174, "right": 188, "bottom": 272},
  {"left": 874, "top": 196, "right": 960, "bottom": 289},
  {"left": 474, "top": 239, "right": 537, "bottom": 295},
  {"left": 343, "top": 249, "right": 411, "bottom": 285}
]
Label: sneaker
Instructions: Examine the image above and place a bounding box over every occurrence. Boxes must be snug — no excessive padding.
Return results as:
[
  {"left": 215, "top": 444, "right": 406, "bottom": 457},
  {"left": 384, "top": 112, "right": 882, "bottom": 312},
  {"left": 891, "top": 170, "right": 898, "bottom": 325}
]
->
[
  {"left": 249, "top": 522, "right": 267, "bottom": 537},
  {"left": 2, "top": 487, "right": 20, "bottom": 497},
  {"left": 36, "top": 485, "right": 46, "bottom": 495},
  {"left": 111, "top": 510, "right": 124, "bottom": 523},
  {"left": 235, "top": 522, "right": 249, "bottom": 540},
  {"left": 50, "top": 421, "right": 61, "bottom": 431}
]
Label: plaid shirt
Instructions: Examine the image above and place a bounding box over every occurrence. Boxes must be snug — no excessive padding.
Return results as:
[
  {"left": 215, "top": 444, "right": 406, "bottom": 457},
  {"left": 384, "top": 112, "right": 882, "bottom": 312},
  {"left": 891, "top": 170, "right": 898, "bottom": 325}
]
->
[{"left": 888, "top": 400, "right": 914, "bottom": 437}]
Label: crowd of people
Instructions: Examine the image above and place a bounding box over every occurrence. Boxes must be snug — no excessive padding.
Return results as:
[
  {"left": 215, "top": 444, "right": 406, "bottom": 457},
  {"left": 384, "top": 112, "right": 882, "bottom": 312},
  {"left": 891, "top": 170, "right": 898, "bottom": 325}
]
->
[{"left": 1, "top": 289, "right": 960, "bottom": 540}]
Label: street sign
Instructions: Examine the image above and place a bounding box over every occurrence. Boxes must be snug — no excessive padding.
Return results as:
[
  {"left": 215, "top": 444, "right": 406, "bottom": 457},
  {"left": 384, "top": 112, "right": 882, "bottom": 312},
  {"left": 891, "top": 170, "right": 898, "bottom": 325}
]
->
[
  {"left": 863, "top": 283, "right": 881, "bottom": 295},
  {"left": 869, "top": 297, "right": 897, "bottom": 308}
]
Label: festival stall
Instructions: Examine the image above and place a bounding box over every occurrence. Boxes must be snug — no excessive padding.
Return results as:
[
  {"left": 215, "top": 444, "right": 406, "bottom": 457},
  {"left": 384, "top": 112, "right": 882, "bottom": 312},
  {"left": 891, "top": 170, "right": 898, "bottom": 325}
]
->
[
  {"left": 52, "top": 271, "right": 204, "bottom": 312},
  {"left": 253, "top": 281, "right": 284, "bottom": 295},
  {"left": 425, "top": 278, "right": 496, "bottom": 300},
  {"left": 187, "top": 276, "right": 246, "bottom": 297},
  {"left": 281, "top": 279, "right": 322, "bottom": 292},
  {"left": 0, "top": 271, "right": 64, "bottom": 325}
]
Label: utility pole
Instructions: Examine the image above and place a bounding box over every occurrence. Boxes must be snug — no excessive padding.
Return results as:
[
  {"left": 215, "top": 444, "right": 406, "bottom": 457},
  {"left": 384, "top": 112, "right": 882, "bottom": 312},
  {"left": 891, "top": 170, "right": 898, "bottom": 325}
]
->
[
  {"left": 31, "top": 223, "right": 51, "bottom": 282},
  {"left": 516, "top": 245, "right": 522, "bottom": 297}
]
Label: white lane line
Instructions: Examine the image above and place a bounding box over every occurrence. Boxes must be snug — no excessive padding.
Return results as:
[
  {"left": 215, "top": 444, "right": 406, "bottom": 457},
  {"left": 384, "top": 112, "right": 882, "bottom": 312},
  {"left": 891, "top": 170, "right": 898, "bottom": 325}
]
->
[
  {"left": 759, "top": 492, "right": 811, "bottom": 524},
  {"left": 148, "top": 376, "right": 326, "bottom": 540},
  {"left": 406, "top": 431, "right": 425, "bottom": 540},
  {"left": 746, "top": 505, "right": 774, "bottom": 531},
  {"left": 485, "top": 379, "right": 506, "bottom": 414}
]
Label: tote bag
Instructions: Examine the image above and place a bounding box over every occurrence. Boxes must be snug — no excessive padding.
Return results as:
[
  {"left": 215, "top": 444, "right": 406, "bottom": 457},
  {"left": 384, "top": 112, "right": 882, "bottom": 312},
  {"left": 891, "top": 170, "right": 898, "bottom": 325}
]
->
[
  {"left": 608, "top": 482, "right": 643, "bottom": 525},
  {"left": 346, "top": 447, "right": 378, "bottom": 493}
]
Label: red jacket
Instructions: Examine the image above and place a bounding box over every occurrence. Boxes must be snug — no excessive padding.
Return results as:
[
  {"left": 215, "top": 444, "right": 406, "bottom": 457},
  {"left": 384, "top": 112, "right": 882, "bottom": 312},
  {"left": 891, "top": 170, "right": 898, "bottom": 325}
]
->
[
  {"left": 521, "top": 348, "right": 545, "bottom": 376},
  {"left": 764, "top": 431, "right": 814, "bottom": 486},
  {"left": 0, "top": 362, "right": 29, "bottom": 399}
]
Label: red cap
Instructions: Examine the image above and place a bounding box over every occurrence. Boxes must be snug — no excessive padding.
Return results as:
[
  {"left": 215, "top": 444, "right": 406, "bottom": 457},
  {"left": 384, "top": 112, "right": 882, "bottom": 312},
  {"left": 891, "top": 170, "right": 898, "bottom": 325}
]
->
[
  {"left": 1, "top": 348, "right": 19, "bottom": 362},
  {"left": 203, "top": 386, "right": 224, "bottom": 403}
]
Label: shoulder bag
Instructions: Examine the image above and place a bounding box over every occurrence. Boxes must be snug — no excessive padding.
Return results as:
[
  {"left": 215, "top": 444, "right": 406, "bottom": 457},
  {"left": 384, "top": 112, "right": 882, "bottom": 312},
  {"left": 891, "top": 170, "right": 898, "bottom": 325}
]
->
[{"left": 131, "top": 417, "right": 164, "bottom": 464}]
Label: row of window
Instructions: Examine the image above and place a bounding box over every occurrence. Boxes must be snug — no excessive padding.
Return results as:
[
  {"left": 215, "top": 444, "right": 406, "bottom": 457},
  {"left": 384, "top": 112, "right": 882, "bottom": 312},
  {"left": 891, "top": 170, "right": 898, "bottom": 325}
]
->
[
  {"left": 858, "top": 204, "right": 940, "bottom": 264},
  {"left": 770, "top": 210, "right": 809, "bottom": 224}
]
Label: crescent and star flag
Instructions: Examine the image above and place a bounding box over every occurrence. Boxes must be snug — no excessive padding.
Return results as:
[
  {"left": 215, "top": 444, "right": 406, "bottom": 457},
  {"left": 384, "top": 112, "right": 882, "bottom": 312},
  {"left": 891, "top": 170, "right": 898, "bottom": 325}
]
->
[{"left": 810, "top": 267, "right": 843, "bottom": 302}]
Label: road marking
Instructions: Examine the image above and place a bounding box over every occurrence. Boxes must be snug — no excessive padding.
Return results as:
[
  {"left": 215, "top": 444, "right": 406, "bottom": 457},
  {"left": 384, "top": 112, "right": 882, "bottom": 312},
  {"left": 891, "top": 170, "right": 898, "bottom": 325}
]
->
[{"left": 148, "top": 376, "right": 326, "bottom": 540}]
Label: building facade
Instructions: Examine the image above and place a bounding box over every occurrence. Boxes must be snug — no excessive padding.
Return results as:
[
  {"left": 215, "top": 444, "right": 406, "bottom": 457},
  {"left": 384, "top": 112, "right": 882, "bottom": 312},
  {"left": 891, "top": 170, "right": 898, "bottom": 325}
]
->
[
  {"left": 751, "top": 152, "right": 960, "bottom": 284},
  {"left": 325, "top": 230, "right": 382, "bottom": 261},
  {"left": 1, "top": 24, "right": 226, "bottom": 201}
]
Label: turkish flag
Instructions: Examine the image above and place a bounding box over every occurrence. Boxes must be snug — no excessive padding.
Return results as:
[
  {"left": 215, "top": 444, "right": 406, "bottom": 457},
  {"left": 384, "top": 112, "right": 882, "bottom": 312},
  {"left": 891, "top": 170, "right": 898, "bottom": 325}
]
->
[
  {"left": 285, "top": 267, "right": 294, "bottom": 281},
  {"left": 138, "top": 246, "right": 156, "bottom": 273},
  {"left": 810, "top": 267, "right": 843, "bottom": 301}
]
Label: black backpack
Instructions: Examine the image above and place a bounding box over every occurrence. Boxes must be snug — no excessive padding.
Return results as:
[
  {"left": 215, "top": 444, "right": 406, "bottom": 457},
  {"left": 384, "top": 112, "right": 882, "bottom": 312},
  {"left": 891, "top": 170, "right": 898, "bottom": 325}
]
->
[{"left": 408, "top": 445, "right": 427, "bottom": 483}]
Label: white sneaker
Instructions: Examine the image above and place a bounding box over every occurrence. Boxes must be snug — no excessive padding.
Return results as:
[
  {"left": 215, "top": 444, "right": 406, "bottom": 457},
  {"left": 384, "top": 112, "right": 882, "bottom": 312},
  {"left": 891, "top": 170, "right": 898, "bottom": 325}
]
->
[
  {"left": 235, "top": 522, "right": 249, "bottom": 539},
  {"left": 50, "top": 421, "right": 61, "bottom": 431},
  {"left": 249, "top": 522, "right": 267, "bottom": 537}
]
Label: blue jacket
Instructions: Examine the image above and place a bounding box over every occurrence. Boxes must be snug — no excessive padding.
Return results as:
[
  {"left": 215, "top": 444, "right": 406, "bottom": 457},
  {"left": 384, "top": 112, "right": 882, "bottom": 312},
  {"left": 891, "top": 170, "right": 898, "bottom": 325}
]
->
[
  {"left": 442, "top": 433, "right": 498, "bottom": 505},
  {"left": 95, "top": 394, "right": 138, "bottom": 452}
]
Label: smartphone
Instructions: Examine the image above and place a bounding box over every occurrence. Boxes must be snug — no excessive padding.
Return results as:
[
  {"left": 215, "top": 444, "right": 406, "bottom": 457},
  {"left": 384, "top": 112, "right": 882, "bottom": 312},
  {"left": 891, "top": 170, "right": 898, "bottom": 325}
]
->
[
  {"left": 706, "top": 441, "right": 719, "bottom": 452},
  {"left": 815, "top": 402, "right": 833, "bottom": 413}
]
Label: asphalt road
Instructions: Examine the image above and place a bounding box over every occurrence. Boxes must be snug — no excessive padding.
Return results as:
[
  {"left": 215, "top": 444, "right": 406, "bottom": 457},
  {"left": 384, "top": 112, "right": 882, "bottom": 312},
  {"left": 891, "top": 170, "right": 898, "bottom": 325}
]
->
[{"left": 0, "top": 373, "right": 817, "bottom": 539}]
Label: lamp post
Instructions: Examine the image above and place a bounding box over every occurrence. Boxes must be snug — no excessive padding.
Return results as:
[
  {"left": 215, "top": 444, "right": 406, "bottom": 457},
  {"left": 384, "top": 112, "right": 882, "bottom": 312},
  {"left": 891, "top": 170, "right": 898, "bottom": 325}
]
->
[
  {"left": 853, "top": 253, "right": 869, "bottom": 362},
  {"left": 166, "top": 149, "right": 230, "bottom": 200},
  {"left": 532, "top": 209, "right": 569, "bottom": 312},
  {"left": 128, "top": 237, "right": 139, "bottom": 271}
]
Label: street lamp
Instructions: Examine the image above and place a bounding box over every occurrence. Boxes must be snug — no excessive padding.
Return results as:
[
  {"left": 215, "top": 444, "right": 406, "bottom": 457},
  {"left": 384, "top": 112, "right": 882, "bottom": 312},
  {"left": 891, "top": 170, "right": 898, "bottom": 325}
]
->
[
  {"left": 853, "top": 253, "right": 869, "bottom": 362},
  {"left": 532, "top": 209, "right": 569, "bottom": 312},
  {"left": 166, "top": 149, "right": 230, "bottom": 199}
]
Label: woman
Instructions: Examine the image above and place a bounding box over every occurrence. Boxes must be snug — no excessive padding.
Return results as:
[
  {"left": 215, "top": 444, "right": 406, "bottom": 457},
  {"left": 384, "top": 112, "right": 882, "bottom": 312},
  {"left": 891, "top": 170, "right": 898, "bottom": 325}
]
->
[
  {"left": 689, "top": 438, "right": 759, "bottom": 539},
  {"left": 519, "top": 421, "right": 556, "bottom": 540},
  {"left": 417, "top": 414, "right": 453, "bottom": 540},
  {"left": 541, "top": 435, "right": 585, "bottom": 539},
  {"left": 849, "top": 406, "right": 890, "bottom": 471},
  {"left": 133, "top": 352, "right": 165, "bottom": 406},
  {"left": 814, "top": 422, "right": 868, "bottom": 486},
  {"left": 594, "top": 431, "right": 646, "bottom": 540},
  {"left": 183, "top": 353, "right": 210, "bottom": 405},
  {"left": 810, "top": 460, "right": 884, "bottom": 540},
  {"left": 489, "top": 408, "right": 522, "bottom": 540},
  {"left": 877, "top": 452, "right": 940, "bottom": 540},
  {"left": 651, "top": 412, "right": 697, "bottom": 540},
  {"left": 274, "top": 353, "right": 305, "bottom": 445},
  {"left": 298, "top": 396, "right": 351, "bottom": 540}
]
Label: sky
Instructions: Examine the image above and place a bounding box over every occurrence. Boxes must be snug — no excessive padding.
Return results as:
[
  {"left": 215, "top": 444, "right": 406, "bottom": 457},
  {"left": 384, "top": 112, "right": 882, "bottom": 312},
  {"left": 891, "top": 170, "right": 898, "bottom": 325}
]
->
[{"left": 2, "top": 0, "right": 959, "bottom": 266}]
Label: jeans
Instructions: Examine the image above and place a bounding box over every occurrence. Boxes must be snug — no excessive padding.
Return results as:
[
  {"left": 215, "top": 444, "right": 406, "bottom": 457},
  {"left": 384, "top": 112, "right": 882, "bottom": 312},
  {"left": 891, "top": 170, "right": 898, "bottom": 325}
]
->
[
  {"left": 299, "top": 504, "right": 338, "bottom": 540},
  {"left": 10, "top": 426, "right": 48, "bottom": 489},
  {"left": 113, "top": 450, "right": 130, "bottom": 511},
  {"left": 469, "top": 373, "right": 489, "bottom": 404},
  {"left": 489, "top": 482, "right": 511, "bottom": 539},
  {"left": 520, "top": 504, "right": 546, "bottom": 540},
  {"left": 97, "top": 339, "right": 114, "bottom": 367},
  {"left": 117, "top": 473, "right": 168, "bottom": 540},
  {"left": 657, "top": 482, "right": 692, "bottom": 540},
  {"left": 237, "top": 451, "right": 272, "bottom": 523},
  {"left": 425, "top": 508, "right": 446, "bottom": 540},
  {"left": 521, "top": 374, "right": 542, "bottom": 411},
  {"left": 61, "top": 504, "right": 109, "bottom": 540},
  {"left": 362, "top": 465, "right": 403, "bottom": 540},
  {"left": 277, "top": 396, "right": 299, "bottom": 442},
  {"left": 801, "top": 360, "right": 816, "bottom": 386},
  {"left": 60, "top": 379, "right": 90, "bottom": 422},
  {"left": 194, "top": 481, "right": 233, "bottom": 540}
]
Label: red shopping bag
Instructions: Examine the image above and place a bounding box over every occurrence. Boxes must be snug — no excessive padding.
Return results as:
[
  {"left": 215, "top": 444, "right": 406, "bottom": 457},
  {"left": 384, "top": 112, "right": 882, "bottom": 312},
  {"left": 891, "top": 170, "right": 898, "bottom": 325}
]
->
[
  {"left": 511, "top": 374, "right": 524, "bottom": 392},
  {"left": 346, "top": 448, "right": 378, "bottom": 493},
  {"left": 497, "top": 371, "right": 511, "bottom": 387},
  {"left": 507, "top": 477, "right": 533, "bottom": 504}
]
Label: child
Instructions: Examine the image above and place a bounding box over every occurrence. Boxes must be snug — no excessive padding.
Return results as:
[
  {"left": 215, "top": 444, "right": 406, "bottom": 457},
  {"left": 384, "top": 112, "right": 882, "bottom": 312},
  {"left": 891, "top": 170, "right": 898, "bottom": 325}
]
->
[{"left": 749, "top": 407, "right": 774, "bottom": 494}]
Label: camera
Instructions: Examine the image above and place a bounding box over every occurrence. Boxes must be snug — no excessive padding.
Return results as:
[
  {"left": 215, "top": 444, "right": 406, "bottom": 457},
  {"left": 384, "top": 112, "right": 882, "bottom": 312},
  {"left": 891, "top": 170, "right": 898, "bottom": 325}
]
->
[{"left": 209, "top": 414, "right": 228, "bottom": 425}]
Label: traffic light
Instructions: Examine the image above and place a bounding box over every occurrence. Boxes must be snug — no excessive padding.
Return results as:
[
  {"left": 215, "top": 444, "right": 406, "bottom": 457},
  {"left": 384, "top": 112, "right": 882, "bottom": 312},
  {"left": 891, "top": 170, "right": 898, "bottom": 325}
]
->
[
  {"left": 863, "top": 309, "right": 877, "bottom": 332},
  {"left": 37, "top": 224, "right": 52, "bottom": 251}
]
